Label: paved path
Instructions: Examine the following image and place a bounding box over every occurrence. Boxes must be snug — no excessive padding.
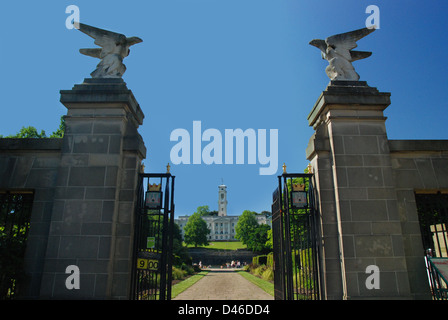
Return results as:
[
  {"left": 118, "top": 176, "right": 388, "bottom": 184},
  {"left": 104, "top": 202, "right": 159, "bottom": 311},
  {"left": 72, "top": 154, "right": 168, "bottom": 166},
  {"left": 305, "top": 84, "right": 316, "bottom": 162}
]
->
[{"left": 173, "top": 269, "right": 274, "bottom": 300}]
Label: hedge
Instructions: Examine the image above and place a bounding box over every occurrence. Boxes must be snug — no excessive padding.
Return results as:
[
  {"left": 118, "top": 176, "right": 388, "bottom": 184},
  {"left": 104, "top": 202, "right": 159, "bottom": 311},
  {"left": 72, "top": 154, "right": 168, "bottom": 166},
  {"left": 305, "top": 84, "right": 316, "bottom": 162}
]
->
[
  {"left": 267, "top": 252, "right": 273, "bottom": 267},
  {"left": 252, "top": 254, "right": 269, "bottom": 266}
]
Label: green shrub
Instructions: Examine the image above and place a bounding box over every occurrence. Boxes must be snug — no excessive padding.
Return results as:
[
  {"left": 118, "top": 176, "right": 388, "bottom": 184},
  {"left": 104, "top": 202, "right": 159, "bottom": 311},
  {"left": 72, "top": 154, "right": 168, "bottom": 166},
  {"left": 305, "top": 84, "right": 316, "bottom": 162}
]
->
[
  {"left": 253, "top": 265, "right": 266, "bottom": 276},
  {"left": 181, "top": 263, "right": 194, "bottom": 275},
  {"left": 261, "top": 268, "right": 274, "bottom": 281},
  {"left": 193, "top": 265, "right": 202, "bottom": 272},
  {"left": 267, "top": 252, "right": 273, "bottom": 267},
  {"left": 252, "top": 254, "right": 268, "bottom": 266},
  {"left": 172, "top": 266, "right": 187, "bottom": 280},
  {"left": 252, "top": 256, "right": 257, "bottom": 265}
]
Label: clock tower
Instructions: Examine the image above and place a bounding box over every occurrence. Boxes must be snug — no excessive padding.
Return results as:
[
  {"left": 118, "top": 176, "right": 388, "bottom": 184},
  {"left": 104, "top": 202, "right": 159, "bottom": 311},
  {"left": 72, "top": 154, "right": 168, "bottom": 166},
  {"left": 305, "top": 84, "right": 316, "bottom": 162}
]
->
[{"left": 218, "top": 184, "right": 227, "bottom": 217}]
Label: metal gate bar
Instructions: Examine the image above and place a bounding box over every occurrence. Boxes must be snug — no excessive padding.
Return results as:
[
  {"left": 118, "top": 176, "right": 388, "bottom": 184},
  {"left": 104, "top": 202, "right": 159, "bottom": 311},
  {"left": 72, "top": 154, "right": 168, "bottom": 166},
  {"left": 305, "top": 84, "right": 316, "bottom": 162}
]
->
[
  {"left": 415, "top": 192, "right": 448, "bottom": 299},
  {"left": 272, "top": 173, "right": 322, "bottom": 300},
  {"left": 415, "top": 193, "right": 448, "bottom": 258},
  {"left": 0, "top": 191, "right": 34, "bottom": 300},
  {"left": 130, "top": 173, "right": 175, "bottom": 300}
]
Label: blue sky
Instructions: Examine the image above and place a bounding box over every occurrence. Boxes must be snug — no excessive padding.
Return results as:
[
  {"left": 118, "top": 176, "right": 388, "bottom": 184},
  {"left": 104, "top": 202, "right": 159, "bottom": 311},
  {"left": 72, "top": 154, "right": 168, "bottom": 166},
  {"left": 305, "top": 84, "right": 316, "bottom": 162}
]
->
[{"left": 1, "top": 1, "right": 447, "bottom": 217}]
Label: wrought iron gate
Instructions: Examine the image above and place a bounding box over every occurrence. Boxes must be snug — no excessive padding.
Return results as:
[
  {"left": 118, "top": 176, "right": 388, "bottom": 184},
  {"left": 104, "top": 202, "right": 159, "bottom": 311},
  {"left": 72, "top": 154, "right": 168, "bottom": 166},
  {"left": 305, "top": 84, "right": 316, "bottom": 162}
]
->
[
  {"left": 0, "top": 191, "right": 34, "bottom": 300},
  {"left": 272, "top": 173, "right": 322, "bottom": 300},
  {"left": 415, "top": 192, "right": 448, "bottom": 300},
  {"left": 130, "top": 172, "right": 175, "bottom": 300}
]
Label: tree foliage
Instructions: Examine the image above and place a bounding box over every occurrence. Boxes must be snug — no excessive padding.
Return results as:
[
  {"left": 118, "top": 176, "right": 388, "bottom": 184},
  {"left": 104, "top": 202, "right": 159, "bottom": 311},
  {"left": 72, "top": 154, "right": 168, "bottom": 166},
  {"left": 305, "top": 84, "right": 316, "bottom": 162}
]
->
[
  {"left": 235, "top": 210, "right": 271, "bottom": 252},
  {"left": 0, "top": 116, "right": 65, "bottom": 139},
  {"left": 172, "top": 222, "right": 192, "bottom": 266},
  {"left": 195, "top": 205, "right": 210, "bottom": 216},
  {"left": 183, "top": 212, "right": 210, "bottom": 247},
  {"left": 49, "top": 116, "right": 66, "bottom": 138}
]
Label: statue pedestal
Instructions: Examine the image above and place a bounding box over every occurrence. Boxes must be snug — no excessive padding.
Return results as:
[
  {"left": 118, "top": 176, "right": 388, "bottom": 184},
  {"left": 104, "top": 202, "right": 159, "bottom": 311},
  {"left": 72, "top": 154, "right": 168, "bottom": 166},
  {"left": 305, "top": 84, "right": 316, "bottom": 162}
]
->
[
  {"left": 306, "top": 81, "right": 413, "bottom": 299},
  {"left": 40, "top": 79, "right": 146, "bottom": 299}
]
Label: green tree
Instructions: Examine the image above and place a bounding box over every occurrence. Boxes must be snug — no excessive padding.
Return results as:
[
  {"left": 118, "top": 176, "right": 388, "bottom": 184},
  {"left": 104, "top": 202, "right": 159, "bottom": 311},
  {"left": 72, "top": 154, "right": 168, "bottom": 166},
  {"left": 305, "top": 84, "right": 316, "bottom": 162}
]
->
[
  {"left": 49, "top": 116, "right": 66, "bottom": 138},
  {"left": 236, "top": 210, "right": 272, "bottom": 252},
  {"left": 183, "top": 212, "right": 210, "bottom": 247},
  {"left": 265, "top": 229, "right": 273, "bottom": 250},
  {"left": 0, "top": 126, "right": 47, "bottom": 138},
  {"left": 261, "top": 210, "right": 272, "bottom": 218},
  {"left": 0, "top": 116, "right": 65, "bottom": 139},
  {"left": 195, "top": 205, "right": 210, "bottom": 216},
  {"left": 235, "top": 210, "right": 258, "bottom": 244},
  {"left": 235, "top": 210, "right": 258, "bottom": 250},
  {"left": 172, "top": 223, "right": 192, "bottom": 266},
  {"left": 247, "top": 224, "right": 271, "bottom": 253}
]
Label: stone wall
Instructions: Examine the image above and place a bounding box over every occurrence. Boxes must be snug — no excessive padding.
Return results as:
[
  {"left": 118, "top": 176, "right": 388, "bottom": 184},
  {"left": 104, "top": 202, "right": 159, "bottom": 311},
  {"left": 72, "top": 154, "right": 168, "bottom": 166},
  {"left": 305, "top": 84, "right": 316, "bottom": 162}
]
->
[
  {"left": 390, "top": 140, "right": 448, "bottom": 299},
  {"left": 0, "top": 79, "right": 146, "bottom": 299},
  {"left": 188, "top": 248, "right": 259, "bottom": 267},
  {"left": 0, "top": 139, "right": 62, "bottom": 298}
]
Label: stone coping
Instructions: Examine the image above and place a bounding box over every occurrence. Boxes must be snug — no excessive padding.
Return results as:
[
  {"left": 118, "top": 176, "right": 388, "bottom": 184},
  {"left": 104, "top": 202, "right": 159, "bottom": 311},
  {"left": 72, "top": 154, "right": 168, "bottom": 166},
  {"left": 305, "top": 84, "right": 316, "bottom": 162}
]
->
[
  {"left": 60, "top": 78, "right": 144, "bottom": 125},
  {"left": 389, "top": 140, "right": 448, "bottom": 152},
  {"left": 307, "top": 81, "right": 391, "bottom": 127},
  {"left": 0, "top": 138, "right": 62, "bottom": 151}
]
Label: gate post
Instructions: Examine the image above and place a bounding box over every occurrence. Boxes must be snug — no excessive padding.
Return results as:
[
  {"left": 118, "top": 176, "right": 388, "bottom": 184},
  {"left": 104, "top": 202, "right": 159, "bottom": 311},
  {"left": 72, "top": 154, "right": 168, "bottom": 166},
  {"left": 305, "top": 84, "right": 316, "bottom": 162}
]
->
[
  {"left": 306, "top": 81, "right": 412, "bottom": 299},
  {"left": 40, "top": 79, "right": 146, "bottom": 299}
]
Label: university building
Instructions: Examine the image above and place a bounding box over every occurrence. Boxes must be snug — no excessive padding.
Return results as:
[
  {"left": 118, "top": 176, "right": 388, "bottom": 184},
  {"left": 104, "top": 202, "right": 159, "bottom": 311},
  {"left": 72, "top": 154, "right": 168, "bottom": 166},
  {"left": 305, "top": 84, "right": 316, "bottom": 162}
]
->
[{"left": 175, "top": 185, "right": 271, "bottom": 241}]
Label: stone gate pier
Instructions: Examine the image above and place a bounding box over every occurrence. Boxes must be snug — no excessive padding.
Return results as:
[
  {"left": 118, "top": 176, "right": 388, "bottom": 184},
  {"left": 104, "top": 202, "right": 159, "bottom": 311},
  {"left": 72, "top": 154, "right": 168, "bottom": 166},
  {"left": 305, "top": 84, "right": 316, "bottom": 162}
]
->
[
  {"left": 39, "top": 78, "right": 146, "bottom": 299},
  {"left": 306, "top": 80, "right": 447, "bottom": 300}
]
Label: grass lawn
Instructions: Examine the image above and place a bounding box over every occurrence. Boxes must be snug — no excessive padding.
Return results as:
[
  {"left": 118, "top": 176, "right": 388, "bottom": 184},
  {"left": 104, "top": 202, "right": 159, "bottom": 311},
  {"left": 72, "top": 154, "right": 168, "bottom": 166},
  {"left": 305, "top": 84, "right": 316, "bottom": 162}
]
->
[
  {"left": 184, "top": 241, "right": 247, "bottom": 250},
  {"left": 171, "top": 271, "right": 209, "bottom": 298},
  {"left": 237, "top": 270, "right": 274, "bottom": 297}
]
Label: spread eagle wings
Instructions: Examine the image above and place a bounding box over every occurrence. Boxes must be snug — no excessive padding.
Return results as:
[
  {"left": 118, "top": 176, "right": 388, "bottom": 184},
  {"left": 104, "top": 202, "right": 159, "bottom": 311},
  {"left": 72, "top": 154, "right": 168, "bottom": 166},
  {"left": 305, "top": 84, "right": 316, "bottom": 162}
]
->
[
  {"left": 325, "top": 27, "right": 376, "bottom": 62},
  {"left": 77, "top": 22, "right": 143, "bottom": 58}
]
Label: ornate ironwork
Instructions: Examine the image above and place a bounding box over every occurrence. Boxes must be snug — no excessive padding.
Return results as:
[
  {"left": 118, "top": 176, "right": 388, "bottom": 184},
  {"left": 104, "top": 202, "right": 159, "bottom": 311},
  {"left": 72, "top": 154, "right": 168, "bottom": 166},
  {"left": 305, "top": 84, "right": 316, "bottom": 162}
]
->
[
  {"left": 416, "top": 192, "right": 448, "bottom": 299},
  {"left": 130, "top": 173, "right": 175, "bottom": 300},
  {"left": 0, "top": 191, "right": 34, "bottom": 300},
  {"left": 272, "top": 173, "right": 322, "bottom": 300}
]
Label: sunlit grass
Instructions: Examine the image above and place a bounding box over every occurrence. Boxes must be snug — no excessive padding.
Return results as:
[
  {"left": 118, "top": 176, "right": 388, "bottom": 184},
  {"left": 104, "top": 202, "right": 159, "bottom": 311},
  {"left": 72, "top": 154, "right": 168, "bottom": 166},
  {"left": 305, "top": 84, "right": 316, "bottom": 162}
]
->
[
  {"left": 171, "top": 271, "right": 209, "bottom": 298},
  {"left": 184, "top": 241, "right": 246, "bottom": 250},
  {"left": 236, "top": 270, "right": 274, "bottom": 296}
]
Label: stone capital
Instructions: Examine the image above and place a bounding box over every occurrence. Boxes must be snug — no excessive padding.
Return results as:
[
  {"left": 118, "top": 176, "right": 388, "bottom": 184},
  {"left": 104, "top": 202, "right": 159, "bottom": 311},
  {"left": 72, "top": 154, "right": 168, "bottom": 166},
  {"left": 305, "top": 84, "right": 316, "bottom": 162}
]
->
[
  {"left": 308, "top": 81, "right": 391, "bottom": 128},
  {"left": 60, "top": 78, "right": 144, "bottom": 126}
]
